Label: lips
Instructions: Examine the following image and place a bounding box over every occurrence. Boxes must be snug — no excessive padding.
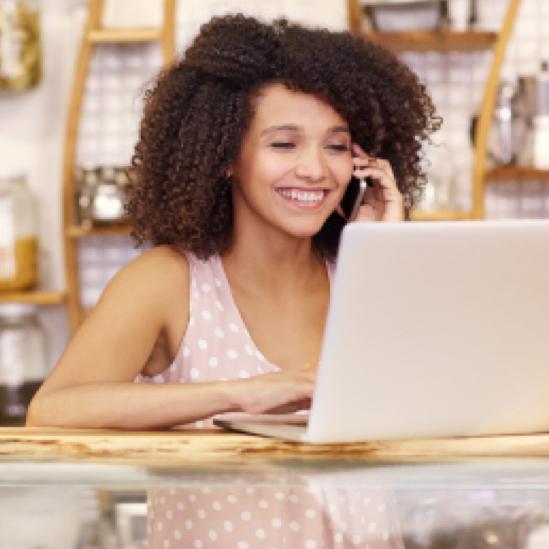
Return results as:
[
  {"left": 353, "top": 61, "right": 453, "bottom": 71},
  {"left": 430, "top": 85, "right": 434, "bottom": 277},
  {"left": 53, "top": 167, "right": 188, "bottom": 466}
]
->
[{"left": 275, "top": 187, "right": 329, "bottom": 209}]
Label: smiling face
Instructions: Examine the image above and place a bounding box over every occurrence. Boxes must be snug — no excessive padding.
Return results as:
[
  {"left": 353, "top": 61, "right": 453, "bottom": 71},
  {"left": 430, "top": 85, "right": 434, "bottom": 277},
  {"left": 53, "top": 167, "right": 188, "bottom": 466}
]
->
[{"left": 231, "top": 83, "right": 354, "bottom": 242}]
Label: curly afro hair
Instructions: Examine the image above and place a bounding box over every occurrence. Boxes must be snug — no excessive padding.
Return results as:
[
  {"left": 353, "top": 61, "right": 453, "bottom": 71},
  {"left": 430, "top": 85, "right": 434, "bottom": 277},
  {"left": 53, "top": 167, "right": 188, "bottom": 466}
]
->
[{"left": 127, "top": 14, "right": 441, "bottom": 261}]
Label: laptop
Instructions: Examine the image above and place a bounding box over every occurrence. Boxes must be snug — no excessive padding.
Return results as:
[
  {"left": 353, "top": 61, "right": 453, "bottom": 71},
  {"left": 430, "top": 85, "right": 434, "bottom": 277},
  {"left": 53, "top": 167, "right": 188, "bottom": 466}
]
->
[{"left": 213, "top": 220, "right": 549, "bottom": 443}]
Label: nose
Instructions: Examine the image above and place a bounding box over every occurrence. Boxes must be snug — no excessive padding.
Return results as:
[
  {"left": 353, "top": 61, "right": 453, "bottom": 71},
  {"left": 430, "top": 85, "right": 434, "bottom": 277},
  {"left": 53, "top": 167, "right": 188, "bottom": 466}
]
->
[{"left": 295, "top": 145, "right": 327, "bottom": 183}]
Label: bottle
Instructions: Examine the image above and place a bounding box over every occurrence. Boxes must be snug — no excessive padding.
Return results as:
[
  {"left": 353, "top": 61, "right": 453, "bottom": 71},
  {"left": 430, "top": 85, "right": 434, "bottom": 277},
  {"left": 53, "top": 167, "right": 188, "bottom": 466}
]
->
[
  {"left": 491, "top": 80, "right": 516, "bottom": 165},
  {"left": 0, "top": 0, "right": 42, "bottom": 91},
  {"left": 76, "top": 164, "right": 100, "bottom": 227},
  {"left": 0, "top": 304, "right": 47, "bottom": 425},
  {"left": 0, "top": 171, "right": 39, "bottom": 291}
]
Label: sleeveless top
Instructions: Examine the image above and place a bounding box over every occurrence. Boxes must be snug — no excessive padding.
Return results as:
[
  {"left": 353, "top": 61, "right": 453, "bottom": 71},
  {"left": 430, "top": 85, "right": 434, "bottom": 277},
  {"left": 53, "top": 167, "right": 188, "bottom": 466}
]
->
[
  {"left": 135, "top": 252, "right": 333, "bottom": 427},
  {"left": 136, "top": 252, "right": 403, "bottom": 549}
]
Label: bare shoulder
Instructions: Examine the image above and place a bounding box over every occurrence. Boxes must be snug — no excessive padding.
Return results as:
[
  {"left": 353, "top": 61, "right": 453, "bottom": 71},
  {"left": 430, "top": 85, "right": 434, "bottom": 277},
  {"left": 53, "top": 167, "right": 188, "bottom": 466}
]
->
[
  {"left": 123, "top": 245, "right": 189, "bottom": 281},
  {"left": 103, "top": 245, "right": 189, "bottom": 305},
  {"left": 36, "top": 245, "right": 191, "bottom": 393},
  {"left": 87, "top": 244, "right": 191, "bottom": 346}
]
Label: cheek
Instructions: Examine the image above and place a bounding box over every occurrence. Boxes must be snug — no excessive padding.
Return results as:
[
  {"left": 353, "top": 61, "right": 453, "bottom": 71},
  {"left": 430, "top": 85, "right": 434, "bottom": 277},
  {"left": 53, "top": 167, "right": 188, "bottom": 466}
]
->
[
  {"left": 250, "top": 152, "right": 293, "bottom": 186},
  {"left": 333, "top": 159, "right": 354, "bottom": 193}
]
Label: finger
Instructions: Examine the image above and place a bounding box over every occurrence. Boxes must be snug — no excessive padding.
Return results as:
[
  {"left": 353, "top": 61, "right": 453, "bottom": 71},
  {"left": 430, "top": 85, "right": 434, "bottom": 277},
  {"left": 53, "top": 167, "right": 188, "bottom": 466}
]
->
[
  {"left": 267, "top": 398, "right": 312, "bottom": 414},
  {"left": 353, "top": 167, "right": 401, "bottom": 199},
  {"left": 354, "top": 158, "right": 395, "bottom": 182},
  {"left": 352, "top": 143, "right": 370, "bottom": 159},
  {"left": 354, "top": 203, "right": 377, "bottom": 222},
  {"left": 364, "top": 186, "right": 384, "bottom": 207},
  {"left": 377, "top": 158, "right": 395, "bottom": 176},
  {"left": 352, "top": 151, "right": 396, "bottom": 180}
]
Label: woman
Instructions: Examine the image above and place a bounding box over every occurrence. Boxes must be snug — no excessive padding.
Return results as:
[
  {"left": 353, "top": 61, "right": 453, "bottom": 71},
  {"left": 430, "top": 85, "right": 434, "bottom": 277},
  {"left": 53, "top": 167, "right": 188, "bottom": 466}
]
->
[{"left": 28, "top": 14, "right": 440, "bottom": 548}]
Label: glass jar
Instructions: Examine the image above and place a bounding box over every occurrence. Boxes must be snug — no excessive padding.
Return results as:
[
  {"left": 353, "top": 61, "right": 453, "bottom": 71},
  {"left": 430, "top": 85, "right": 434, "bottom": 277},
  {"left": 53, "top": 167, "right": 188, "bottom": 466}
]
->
[
  {"left": 0, "top": 303, "right": 47, "bottom": 425},
  {"left": 0, "top": 171, "right": 39, "bottom": 291},
  {"left": 76, "top": 165, "right": 129, "bottom": 225},
  {"left": 0, "top": 0, "right": 42, "bottom": 91},
  {"left": 91, "top": 166, "right": 127, "bottom": 223}
]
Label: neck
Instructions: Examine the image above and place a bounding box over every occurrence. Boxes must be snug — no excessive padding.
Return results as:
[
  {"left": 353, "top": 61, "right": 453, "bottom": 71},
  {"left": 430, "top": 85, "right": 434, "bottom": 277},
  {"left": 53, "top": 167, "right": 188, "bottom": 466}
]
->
[{"left": 222, "top": 217, "right": 325, "bottom": 296}]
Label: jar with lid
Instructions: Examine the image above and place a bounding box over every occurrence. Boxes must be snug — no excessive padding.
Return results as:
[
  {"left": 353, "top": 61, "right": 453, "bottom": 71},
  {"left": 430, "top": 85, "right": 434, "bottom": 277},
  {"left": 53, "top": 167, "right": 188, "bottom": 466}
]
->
[
  {"left": 0, "top": 0, "right": 42, "bottom": 91},
  {"left": 0, "top": 304, "right": 47, "bottom": 425},
  {"left": 0, "top": 171, "right": 39, "bottom": 291},
  {"left": 91, "top": 165, "right": 127, "bottom": 223}
]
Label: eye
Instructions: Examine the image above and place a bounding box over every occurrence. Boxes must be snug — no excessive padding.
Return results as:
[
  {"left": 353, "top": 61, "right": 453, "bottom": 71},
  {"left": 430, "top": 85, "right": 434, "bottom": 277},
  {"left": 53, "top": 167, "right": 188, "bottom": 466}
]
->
[
  {"left": 327, "top": 144, "right": 350, "bottom": 152},
  {"left": 271, "top": 142, "right": 296, "bottom": 149}
]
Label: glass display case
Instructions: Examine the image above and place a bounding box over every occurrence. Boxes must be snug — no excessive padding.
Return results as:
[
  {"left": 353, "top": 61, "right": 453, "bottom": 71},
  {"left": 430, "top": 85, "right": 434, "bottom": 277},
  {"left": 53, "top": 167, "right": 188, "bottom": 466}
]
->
[{"left": 1, "top": 429, "right": 549, "bottom": 549}]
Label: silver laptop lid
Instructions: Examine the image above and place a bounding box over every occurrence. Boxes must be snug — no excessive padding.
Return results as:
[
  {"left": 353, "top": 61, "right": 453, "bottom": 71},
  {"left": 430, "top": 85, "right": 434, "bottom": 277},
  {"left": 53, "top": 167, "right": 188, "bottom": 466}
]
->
[{"left": 306, "top": 220, "right": 549, "bottom": 443}]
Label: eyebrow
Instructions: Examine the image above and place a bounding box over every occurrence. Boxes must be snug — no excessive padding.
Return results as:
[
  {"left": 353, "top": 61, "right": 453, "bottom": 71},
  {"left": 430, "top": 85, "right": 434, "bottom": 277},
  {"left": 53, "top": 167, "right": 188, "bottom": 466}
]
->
[{"left": 260, "top": 124, "right": 350, "bottom": 136}]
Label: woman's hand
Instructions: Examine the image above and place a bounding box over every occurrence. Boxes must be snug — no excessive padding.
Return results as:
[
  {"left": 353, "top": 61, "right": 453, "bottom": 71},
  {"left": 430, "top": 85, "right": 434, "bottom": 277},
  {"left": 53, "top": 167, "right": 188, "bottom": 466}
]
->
[
  {"left": 351, "top": 143, "right": 404, "bottom": 222},
  {"left": 226, "top": 363, "right": 316, "bottom": 415}
]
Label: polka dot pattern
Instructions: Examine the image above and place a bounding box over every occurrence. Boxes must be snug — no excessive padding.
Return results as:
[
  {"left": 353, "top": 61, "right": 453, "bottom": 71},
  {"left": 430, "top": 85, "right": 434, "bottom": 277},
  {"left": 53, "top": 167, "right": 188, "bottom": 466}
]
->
[
  {"left": 137, "top": 253, "right": 400, "bottom": 548},
  {"left": 146, "top": 485, "right": 402, "bottom": 549},
  {"left": 135, "top": 253, "right": 284, "bottom": 432}
]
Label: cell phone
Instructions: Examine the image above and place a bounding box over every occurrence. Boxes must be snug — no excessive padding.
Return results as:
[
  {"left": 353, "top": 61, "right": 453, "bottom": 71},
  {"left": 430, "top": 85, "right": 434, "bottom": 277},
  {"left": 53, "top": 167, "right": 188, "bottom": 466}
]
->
[
  {"left": 339, "top": 176, "right": 372, "bottom": 222},
  {"left": 348, "top": 178, "right": 369, "bottom": 221}
]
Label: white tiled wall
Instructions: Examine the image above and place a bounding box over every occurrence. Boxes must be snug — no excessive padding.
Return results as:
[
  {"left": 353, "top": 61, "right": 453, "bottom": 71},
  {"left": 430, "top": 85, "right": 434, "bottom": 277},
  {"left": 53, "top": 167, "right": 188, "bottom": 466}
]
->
[{"left": 404, "top": 0, "right": 549, "bottom": 217}]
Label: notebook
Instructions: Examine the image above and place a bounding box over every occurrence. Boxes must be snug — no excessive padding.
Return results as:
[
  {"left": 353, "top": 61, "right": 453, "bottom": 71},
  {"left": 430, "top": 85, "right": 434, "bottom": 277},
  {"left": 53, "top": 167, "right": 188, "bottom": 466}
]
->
[{"left": 214, "top": 220, "right": 549, "bottom": 443}]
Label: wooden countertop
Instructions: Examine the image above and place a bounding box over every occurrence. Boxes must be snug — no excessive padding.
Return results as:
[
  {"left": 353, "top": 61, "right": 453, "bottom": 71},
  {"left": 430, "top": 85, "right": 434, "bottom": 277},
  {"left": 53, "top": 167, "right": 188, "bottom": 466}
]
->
[{"left": 2, "top": 428, "right": 549, "bottom": 470}]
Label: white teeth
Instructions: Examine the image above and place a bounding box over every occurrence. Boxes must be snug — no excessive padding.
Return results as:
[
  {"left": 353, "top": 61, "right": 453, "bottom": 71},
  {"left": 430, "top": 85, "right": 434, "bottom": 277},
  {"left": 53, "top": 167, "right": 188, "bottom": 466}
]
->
[{"left": 277, "top": 189, "right": 324, "bottom": 203}]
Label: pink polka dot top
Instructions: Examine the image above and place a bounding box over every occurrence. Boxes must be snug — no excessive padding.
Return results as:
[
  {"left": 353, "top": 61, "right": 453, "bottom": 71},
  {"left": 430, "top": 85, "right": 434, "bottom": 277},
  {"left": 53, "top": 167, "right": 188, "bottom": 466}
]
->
[
  {"left": 137, "top": 251, "right": 403, "bottom": 549},
  {"left": 135, "top": 250, "right": 286, "bottom": 428},
  {"left": 136, "top": 251, "right": 332, "bottom": 428}
]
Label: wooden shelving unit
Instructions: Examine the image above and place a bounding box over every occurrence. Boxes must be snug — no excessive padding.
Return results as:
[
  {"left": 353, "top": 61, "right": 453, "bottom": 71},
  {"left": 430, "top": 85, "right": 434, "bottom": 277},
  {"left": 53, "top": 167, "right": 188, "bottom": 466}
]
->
[
  {"left": 89, "top": 28, "right": 162, "bottom": 44},
  {"left": 347, "top": 0, "right": 523, "bottom": 221},
  {"left": 66, "top": 224, "right": 132, "bottom": 239},
  {"left": 62, "top": 0, "right": 175, "bottom": 331},
  {"left": 0, "top": 292, "right": 66, "bottom": 306},
  {"left": 486, "top": 166, "right": 549, "bottom": 181},
  {"left": 366, "top": 31, "right": 497, "bottom": 53},
  {"left": 470, "top": 0, "right": 523, "bottom": 217},
  {"left": 410, "top": 209, "right": 471, "bottom": 222}
]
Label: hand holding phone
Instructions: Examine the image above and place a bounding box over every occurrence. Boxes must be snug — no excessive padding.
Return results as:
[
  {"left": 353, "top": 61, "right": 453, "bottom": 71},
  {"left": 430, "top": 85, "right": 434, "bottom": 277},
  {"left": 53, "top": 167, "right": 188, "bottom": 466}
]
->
[{"left": 346, "top": 143, "right": 404, "bottom": 222}]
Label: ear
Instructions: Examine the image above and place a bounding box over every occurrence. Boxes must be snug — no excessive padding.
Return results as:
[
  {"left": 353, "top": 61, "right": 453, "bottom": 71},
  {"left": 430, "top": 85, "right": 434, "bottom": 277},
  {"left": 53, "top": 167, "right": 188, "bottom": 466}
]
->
[{"left": 226, "top": 166, "right": 233, "bottom": 178}]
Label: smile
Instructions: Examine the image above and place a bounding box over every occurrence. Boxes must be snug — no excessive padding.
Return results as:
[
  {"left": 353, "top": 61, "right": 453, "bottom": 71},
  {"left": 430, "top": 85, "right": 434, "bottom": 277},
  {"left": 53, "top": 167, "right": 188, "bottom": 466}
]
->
[{"left": 275, "top": 188, "right": 328, "bottom": 209}]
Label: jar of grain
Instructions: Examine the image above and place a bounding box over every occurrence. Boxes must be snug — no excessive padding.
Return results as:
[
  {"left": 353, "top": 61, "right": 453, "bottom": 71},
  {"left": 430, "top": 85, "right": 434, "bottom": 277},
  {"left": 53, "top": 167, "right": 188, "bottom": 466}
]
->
[{"left": 0, "top": 171, "right": 38, "bottom": 291}]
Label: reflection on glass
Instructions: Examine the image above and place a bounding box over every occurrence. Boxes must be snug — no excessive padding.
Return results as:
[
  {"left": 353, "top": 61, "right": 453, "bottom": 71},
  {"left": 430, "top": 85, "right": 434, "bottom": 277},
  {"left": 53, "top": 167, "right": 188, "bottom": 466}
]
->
[{"left": 147, "top": 481, "right": 403, "bottom": 549}]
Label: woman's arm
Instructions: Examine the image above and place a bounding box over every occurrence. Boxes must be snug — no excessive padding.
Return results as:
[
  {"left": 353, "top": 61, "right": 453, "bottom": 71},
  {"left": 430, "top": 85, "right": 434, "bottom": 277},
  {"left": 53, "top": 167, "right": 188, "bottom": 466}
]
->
[
  {"left": 27, "top": 380, "right": 238, "bottom": 430},
  {"left": 27, "top": 369, "right": 315, "bottom": 429},
  {"left": 26, "top": 246, "right": 237, "bottom": 429},
  {"left": 27, "top": 246, "right": 316, "bottom": 429}
]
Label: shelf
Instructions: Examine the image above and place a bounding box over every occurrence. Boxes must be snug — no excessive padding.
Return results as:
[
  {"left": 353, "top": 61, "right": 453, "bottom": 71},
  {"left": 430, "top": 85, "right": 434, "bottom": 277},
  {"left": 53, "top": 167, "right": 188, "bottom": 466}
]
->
[
  {"left": 0, "top": 291, "right": 66, "bottom": 305},
  {"left": 89, "top": 28, "right": 162, "bottom": 44},
  {"left": 67, "top": 224, "right": 132, "bottom": 238},
  {"left": 410, "top": 209, "right": 472, "bottom": 221},
  {"left": 366, "top": 31, "right": 498, "bottom": 52},
  {"left": 486, "top": 166, "right": 549, "bottom": 181}
]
